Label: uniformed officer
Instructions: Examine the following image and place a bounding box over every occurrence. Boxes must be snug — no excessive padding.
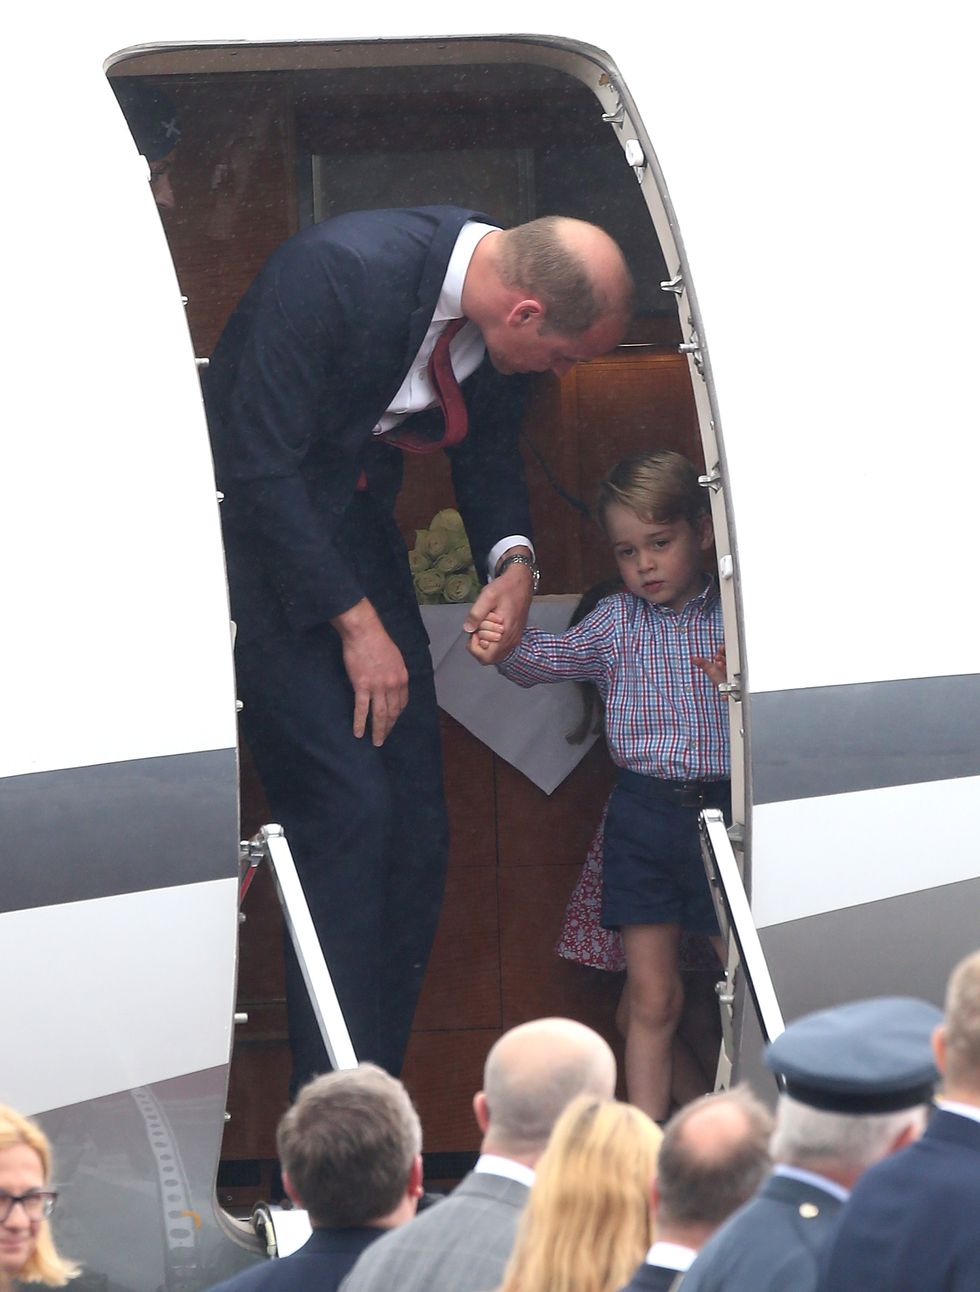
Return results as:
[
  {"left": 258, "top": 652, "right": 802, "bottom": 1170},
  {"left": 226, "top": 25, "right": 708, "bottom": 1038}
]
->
[{"left": 677, "top": 996, "right": 942, "bottom": 1292}]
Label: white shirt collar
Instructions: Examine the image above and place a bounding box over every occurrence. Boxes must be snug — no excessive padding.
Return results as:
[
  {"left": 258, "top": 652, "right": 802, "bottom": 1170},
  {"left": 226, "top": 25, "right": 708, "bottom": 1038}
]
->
[
  {"left": 434, "top": 221, "right": 498, "bottom": 321},
  {"left": 644, "top": 1241, "right": 697, "bottom": 1271},
  {"left": 936, "top": 1098, "right": 980, "bottom": 1126},
  {"left": 773, "top": 1164, "right": 850, "bottom": 1202},
  {"left": 473, "top": 1153, "right": 536, "bottom": 1188}
]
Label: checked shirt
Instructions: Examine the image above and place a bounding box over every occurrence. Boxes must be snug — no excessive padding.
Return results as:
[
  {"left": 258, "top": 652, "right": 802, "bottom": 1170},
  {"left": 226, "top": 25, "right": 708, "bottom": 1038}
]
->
[{"left": 498, "top": 584, "right": 729, "bottom": 781}]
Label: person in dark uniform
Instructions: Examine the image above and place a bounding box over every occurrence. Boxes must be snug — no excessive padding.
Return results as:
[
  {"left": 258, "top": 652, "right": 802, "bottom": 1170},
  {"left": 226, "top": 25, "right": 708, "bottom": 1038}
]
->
[
  {"left": 204, "top": 208, "right": 632, "bottom": 1086},
  {"left": 817, "top": 949, "right": 980, "bottom": 1292},
  {"left": 677, "top": 996, "right": 941, "bottom": 1292}
]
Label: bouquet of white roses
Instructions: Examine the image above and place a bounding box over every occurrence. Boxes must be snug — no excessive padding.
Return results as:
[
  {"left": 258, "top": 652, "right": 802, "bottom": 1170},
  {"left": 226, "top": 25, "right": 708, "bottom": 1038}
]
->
[{"left": 409, "top": 508, "right": 481, "bottom": 604}]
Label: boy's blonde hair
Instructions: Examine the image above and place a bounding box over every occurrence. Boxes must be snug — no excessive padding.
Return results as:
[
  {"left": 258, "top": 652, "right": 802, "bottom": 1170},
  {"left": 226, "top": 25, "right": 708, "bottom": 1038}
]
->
[
  {"left": 497, "top": 1095, "right": 661, "bottom": 1292},
  {"left": 596, "top": 449, "right": 707, "bottom": 534},
  {"left": 0, "top": 1105, "right": 78, "bottom": 1286}
]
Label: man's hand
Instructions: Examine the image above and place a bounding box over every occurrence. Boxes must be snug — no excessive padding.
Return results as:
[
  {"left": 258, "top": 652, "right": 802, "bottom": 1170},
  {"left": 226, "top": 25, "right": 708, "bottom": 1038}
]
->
[
  {"left": 464, "top": 554, "right": 534, "bottom": 663},
  {"left": 332, "top": 599, "right": 409, "bottom": 745}
]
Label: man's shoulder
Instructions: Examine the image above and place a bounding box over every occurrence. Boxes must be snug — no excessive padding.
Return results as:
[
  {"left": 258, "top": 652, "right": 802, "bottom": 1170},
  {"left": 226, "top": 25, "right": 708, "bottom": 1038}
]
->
[
  {"left": 844, "top": 1109, "right": 980, "bottom": 1211},
  {"left": 339, "top": 1172, "right": 528, "bottom": 1292},
  {"left": 205, "top": 1245, "right": 338, "bottom": 1292},
  {"left": 281, "top": 206, "right": 487, "bottom": 258},
  {"left": 358, "top": 1170, "right": 529, "bottom": 1249},
  {"left": 680, "top": 1181, "right": 838, "bottom": 1292}
]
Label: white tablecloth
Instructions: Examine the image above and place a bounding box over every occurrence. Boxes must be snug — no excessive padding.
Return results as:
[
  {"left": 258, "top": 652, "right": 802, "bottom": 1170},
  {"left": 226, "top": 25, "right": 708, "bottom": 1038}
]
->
[{"left": 420, "top": 596, "right": 598, "bottom": 796}]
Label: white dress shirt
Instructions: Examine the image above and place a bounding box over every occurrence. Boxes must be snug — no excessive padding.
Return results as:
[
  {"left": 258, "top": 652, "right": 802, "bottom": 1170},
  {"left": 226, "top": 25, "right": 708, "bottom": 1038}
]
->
[
  {"left": 935, "top": 1098, "right": 980, "bottom": 1125},
  {"left": 473, "top": 1153, "right": 536, "bottom": 1188},
  {"left": 375, "top": 220, "right": 532, "bottom": 578},
  {"left": 643, "top": 1240, "right": 697, "bottom": 1272}
]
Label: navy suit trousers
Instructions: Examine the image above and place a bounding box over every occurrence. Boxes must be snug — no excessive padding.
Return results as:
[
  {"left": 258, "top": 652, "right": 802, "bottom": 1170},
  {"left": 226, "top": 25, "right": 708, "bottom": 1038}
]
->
[{"left": 235, "top": 487, "right": 449, "bottom": 1085}]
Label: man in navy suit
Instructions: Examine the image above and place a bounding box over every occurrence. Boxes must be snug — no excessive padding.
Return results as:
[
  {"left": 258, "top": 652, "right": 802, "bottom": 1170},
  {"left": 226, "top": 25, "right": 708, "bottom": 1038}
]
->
[
  {"left": 677, "top": 997, "right": 941, "bottom": 1292},
  {"left": 205, "top": 207, "right": 633, "bottom": 1086},
  {"left": 620, "top": 1086, "right": 773, "bottom": 1292},
  {"left": 817, "top": 949, "right": 980, "bottom": 1292},
  {"left": 205, "top": 1063, "right": 423, "bottom": 1292},
  {"left": 341, "top": 1017, "right": 617, "bottom": 1292}
]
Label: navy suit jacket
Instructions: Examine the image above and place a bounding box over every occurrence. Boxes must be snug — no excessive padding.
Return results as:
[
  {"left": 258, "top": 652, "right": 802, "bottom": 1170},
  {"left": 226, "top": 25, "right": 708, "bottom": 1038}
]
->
[
  {"left": 205, "top": 1225, "right": 384, "bottom": 1292},
  {"left": 678, "top": 1173, "right": 844, "bottom": 1292},
  {"left": 816, "top": 1108, "right": 980, "bottom": 1292},
  {"left": 205, "top": 206, "right": 532, "bottom": 642}
]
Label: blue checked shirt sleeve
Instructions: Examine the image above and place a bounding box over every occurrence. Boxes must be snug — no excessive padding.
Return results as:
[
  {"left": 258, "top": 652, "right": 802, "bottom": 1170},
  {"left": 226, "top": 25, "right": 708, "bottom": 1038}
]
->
[{"left": 496, "top": 600, "right": 619, "bottom": 695}]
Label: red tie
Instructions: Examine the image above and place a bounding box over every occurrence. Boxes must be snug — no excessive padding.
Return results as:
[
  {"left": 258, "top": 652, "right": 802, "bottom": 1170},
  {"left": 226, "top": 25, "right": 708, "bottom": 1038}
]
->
[{"left": 386, "top": 317, "right": 469, "bottom": 453}]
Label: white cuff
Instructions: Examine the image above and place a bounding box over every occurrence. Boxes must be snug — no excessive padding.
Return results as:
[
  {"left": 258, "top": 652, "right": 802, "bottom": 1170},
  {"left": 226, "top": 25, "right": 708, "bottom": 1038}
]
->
[{"left": 487, "top": 535, "right": 534, "bottom": 581}]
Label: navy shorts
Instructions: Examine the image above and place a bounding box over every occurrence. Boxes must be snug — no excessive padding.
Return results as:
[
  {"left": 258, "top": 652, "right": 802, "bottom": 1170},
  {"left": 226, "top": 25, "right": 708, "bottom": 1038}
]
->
[{"left": 600, "top": 769, "right": 731, "bottom": 934}]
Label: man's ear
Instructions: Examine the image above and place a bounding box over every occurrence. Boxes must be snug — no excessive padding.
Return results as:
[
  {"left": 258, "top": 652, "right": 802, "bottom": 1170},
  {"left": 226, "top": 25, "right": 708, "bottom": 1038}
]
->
[
  {"left": 650, "top": 1176, "right": 662, "bottom": 1219},
  {"left": 473, "top": 1091, "right": 491, "bottom": 1135},
  {"left": 889, "top": 1117, "right": 924, "bottom": 1155},
  {"left": 281, "top": 1170, "right": 303, "bottom": 1209},
  {"left": 932, "top": 1023, "right": 947, "bottom": 1076},
  {"left": 504, "top": 298, "right": 544, "bottom": 328},
  {"left": 407, "top": 1154, "right": 424, "bottom": 1200}
]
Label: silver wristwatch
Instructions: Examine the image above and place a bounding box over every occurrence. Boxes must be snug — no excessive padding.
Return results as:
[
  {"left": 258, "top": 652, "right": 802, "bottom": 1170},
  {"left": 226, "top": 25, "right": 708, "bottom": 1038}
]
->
[{"left": 495, "top": 553, "right": 540, "bottom": 593}]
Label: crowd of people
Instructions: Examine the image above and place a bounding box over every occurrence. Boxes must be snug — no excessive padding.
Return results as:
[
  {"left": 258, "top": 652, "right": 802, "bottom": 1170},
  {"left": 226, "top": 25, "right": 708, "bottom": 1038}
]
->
[
  {"left": 209, "top": 949, "right": 980, "bottom": 1292},
  {"left": 7, "top": 949, "right": 978, "bottom": 1292}
]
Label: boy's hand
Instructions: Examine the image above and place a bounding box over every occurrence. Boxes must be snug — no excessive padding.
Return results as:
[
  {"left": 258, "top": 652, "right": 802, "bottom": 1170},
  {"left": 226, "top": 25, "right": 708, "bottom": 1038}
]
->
[
  {"left": 467, "top": 611, "right": 505, "bottom": 663},
  {"left": 464, "top": 560, "right": 534, "bottom": 663},
  {"left": 693, "top": 643, "right": 727, "bottom": 688}
]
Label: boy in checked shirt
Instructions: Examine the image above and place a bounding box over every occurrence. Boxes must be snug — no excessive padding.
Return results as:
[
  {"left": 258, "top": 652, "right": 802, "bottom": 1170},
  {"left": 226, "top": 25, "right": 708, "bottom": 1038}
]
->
[{"left": 470, "top": 450, "right": 728, "bottom": 1121}]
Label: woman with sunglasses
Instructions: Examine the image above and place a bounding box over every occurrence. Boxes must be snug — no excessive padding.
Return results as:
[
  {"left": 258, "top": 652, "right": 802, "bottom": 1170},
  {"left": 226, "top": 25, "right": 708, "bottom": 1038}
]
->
[{"left": 0, "top": 1106, "right": 77, "bottom": 1292}]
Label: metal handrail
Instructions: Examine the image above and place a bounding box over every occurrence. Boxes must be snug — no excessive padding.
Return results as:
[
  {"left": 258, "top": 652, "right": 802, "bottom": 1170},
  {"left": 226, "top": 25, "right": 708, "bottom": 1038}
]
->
[
  {"left": 699, "top": 808, "right": 785, "bottom": 1046},
  {"left": 240, "top": 824, "right": 357, "bottom": 1070}
]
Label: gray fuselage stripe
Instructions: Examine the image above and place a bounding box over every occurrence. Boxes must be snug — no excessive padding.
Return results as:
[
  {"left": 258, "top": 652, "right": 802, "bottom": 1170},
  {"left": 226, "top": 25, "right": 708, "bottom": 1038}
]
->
[
  {"left": 750, "top": 673, "right": 980, "bottom": 804},
  {"left": 0, "top": 748, "right": 239, "bottom": 915},
  {"left": 757, "top": 875, "right": 980, "bottom": 1013}
]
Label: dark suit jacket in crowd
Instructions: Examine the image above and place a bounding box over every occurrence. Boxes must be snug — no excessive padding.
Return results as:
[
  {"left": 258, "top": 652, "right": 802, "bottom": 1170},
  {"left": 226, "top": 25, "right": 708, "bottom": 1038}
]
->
[
  {"left": 204, "top": 205, "right": 532, "bottom": 645},
  {"left": 206, "top": 1225, "right": 384, "bottom": 1292},
  {"left": 338, "top": 1169, "right": 529, "bottom": 1292},
  {"left": 816, "top": 1108, "right": 980, "bottom": 1292},
  {"left": 678, "top": 1173, "right": 844, "bottom": 1292}
]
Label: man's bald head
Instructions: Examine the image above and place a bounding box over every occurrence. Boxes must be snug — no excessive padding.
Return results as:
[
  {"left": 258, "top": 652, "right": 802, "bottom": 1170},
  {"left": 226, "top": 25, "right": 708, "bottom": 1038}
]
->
[
  {"left": 477, "top": 1017, "right": 617, "bottom": 1161},
  {"left": 654, "top": 1087, "right": 773, "bottom": 1243},
  {"left": 495, "top": 216, "right": 634, "bottom": 337}
]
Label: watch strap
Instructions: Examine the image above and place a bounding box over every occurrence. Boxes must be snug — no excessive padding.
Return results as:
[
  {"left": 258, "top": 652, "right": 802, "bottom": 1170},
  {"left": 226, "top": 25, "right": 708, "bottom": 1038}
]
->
[{"left": 495, "top": 553, "right": 540, "bottom": 593}]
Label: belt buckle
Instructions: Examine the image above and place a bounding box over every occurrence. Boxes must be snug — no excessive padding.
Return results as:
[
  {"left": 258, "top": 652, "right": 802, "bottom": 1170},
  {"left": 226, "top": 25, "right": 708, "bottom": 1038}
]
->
[{"left": 677, "top": 783, "right": 704, "bottom": 808}]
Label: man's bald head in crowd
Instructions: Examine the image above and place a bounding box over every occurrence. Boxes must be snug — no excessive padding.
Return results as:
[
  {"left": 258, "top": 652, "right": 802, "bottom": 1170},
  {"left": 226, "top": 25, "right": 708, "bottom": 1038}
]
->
[
  {"left": 474, "top": 1017, "right": 617, "bottom": 1162},
  {"left": 654, "top": 1086, "right": 773, "bottom": 1247}
]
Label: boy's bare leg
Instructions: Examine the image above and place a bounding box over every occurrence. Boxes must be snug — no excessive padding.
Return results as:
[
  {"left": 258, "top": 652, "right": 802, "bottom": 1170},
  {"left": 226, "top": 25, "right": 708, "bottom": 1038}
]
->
[
  {"left": 619, "top": 973, "right": 715, "bottom": 1110},
  {"left": 622, "top": 922, "right": 683, "bottom": 1121}
]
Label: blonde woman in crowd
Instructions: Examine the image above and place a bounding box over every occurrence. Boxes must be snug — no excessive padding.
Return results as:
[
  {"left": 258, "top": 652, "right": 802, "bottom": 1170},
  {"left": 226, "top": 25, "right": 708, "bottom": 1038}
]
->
[
  {"left": 496, "top": 1095, "right": 661, "bottom": 1292},
  {"left": 0, "top": 1106, "right": 77, "bottom": 1292}
]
